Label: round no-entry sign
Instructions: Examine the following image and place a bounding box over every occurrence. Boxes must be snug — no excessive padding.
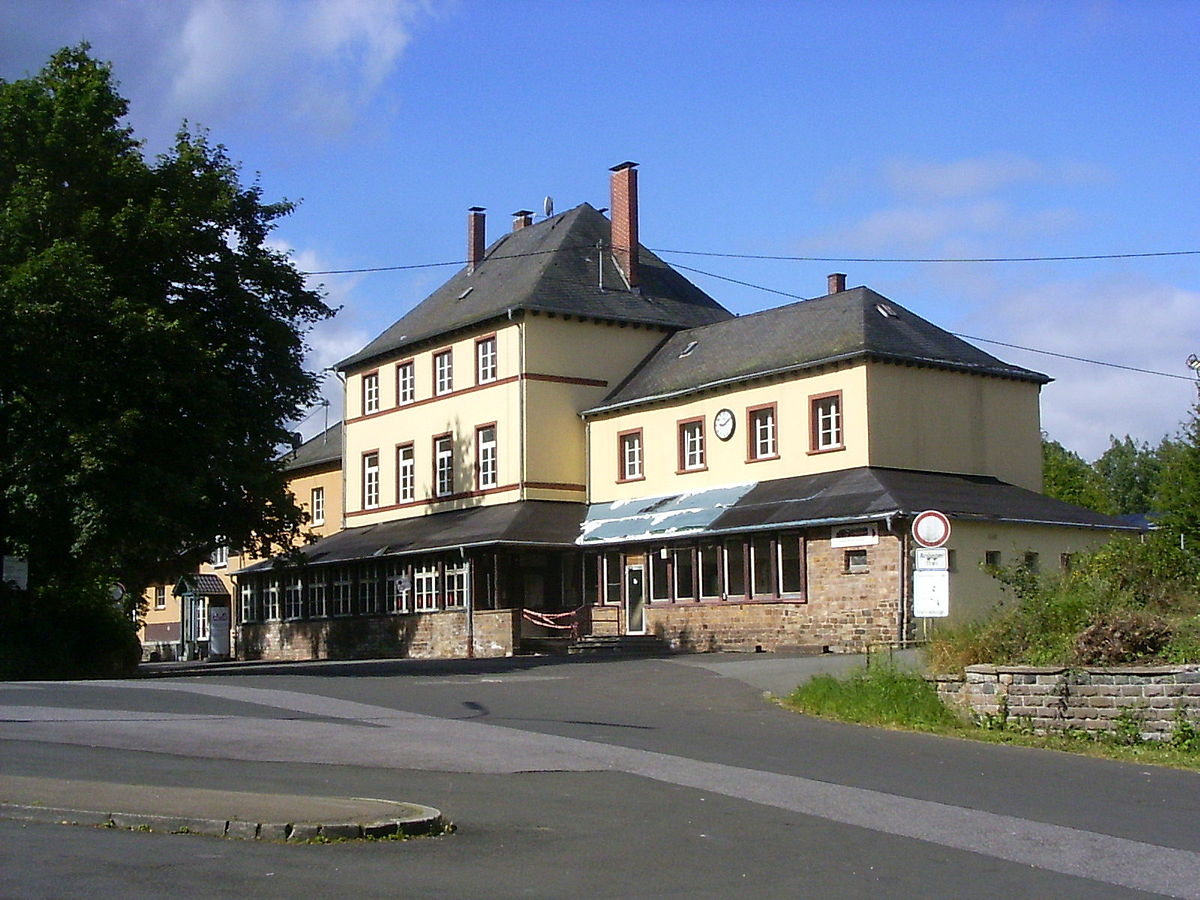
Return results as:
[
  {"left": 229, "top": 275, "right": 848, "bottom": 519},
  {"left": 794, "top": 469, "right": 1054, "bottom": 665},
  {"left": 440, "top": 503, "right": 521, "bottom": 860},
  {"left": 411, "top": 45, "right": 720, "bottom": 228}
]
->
[{"left": 912, "top": 510, "right": 951, "bottom": 548}]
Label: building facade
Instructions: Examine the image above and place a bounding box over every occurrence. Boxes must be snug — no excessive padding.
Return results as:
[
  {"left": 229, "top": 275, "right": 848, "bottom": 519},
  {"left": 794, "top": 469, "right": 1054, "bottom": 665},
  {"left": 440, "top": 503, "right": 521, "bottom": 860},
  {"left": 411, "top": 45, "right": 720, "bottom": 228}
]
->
[{"left": 231, "top": 162, "right": 1134, "bottom": 661}]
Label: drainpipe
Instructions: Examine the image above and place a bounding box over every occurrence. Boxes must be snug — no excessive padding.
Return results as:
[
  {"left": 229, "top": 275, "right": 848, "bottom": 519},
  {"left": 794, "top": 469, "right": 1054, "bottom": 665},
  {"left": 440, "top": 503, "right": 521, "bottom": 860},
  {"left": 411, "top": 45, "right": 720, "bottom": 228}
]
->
[{"left": 463, "top": 546, "right": 474, "bottom": 658}]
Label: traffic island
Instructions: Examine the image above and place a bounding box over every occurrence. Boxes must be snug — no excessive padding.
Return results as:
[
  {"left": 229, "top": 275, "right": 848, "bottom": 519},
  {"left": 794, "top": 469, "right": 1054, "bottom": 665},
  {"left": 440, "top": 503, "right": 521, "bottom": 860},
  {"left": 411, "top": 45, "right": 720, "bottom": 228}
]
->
[{"left": 0, "top": 775, "right": 447, "bottom": 842}]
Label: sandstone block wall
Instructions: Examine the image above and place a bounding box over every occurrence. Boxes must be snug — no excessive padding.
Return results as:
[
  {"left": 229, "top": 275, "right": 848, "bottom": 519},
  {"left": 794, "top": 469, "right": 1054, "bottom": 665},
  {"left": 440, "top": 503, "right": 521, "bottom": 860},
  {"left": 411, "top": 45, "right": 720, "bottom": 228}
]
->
[
  {"left": 240, "top": 608, "right": 519, "bottom": 662},
  {"left": 935, "top": 665, "right": 1200, "bottom": 740}
]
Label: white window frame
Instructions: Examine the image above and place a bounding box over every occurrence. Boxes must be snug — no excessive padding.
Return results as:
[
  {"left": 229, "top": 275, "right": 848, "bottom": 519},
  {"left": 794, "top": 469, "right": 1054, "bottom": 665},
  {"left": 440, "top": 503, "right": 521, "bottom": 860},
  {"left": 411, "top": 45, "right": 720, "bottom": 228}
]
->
[
  {"left": 444, "top": 561, "right": 469, "bottom": 608},
  {"left": 193, "top": 595, "right": 210, "bottom": 640},
  {"left": 154, "top": 585, "right": 166, "bottom": 610},
  {"left": 749, "top": 405, "right": 777, "bottom": 459},
  {"left": 679, "top": 419, "right": 705, "bottom": 471},
  {"left": 435, "top": 435, "right": 454, "bottom": 497},
  {"left": 211, "top": 543, "right": 228, "bottom": 568},
  {"left": 397, "top": 360, "right": 415, "bottom": 405},
  {"left": 415, "top": 564, "right": 439, "bottom": 611},
  {"left": 311, "top": 486, "right": 325, "bottom": 526},
  {"left": 620, "top": 430, "right": 643, "bottom": 481},
  {"left": 435, "top": 350, "right": 453, "bottom": 396},
  {"left": 362, "top": 371, "right": 380, "bottom": 415},
  {"left": 398, "top": 444, "right": 415, "bottom": 502},
  {"left": 363, "top": 452, "right": 380, "bottom": 509},
  {"left": 263, "top": 578, "right": 281, "bottom": 621},
  {"left": 476, "top": 336, "right": 497, "bottom": 384},
  {"left": 812, "top": 392, "right": 843, "bottom": 451},
  {"left": 477, "top": 425, "right": 497, "bottom": 490},
  {"left": 240, "top": 582, "right": 256, "bottom": 622},
  {"left": 387, "top": 562, "right": 411, "bottom": 613}
]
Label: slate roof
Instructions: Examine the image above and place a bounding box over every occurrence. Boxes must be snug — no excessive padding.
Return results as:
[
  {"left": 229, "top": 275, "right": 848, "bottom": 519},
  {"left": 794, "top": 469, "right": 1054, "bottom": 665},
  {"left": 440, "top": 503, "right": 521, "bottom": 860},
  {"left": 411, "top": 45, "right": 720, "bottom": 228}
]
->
[
  {"left": 236, "top": 501, "right": 586, "bottom": 574},
  {"left": 281, "top": 422, "right": 341, "bottom": 472},
  {"left": 579, "top": 467, "right": 1136, "bottom": 545},
  {"left": 174, "top": 573, "right": 230, "bottom": 597},
  {"left": 587, "top": 287, "right": 1050, "bottom": 414},
  {"left": 337, "top": 203, "right": 732, "bottom": 370}
]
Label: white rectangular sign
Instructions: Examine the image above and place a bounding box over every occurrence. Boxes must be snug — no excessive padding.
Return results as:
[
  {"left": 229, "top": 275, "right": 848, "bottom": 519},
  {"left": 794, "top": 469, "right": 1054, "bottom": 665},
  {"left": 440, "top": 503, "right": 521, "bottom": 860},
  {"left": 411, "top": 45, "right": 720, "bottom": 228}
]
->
[
  {"left": 913, "top": 569, "right": 950, "bottom": 617},
  {"left": 914, "top": 548, "right": 949, "bottom": 571}
]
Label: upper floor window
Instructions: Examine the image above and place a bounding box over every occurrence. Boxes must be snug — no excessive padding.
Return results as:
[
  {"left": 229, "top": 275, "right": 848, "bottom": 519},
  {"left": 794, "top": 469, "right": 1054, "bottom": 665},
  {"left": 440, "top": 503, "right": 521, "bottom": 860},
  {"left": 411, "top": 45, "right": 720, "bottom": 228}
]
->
[
  {"left": 619, "top": 429, "right": 643, "bottom": 481},
  {"left": 396, "top": 360, "right": 415, "bottom": 405},
  {"left": 311, "top": 486, "right": 325, "bottom": 526},
  {"left": 434, "top": 350, "right": 453, "bottom": 396},
  {"left": 154, "top": 585, "right": 166, "bottom": 609},
  {"left": 678, "top": 418, "right": 706, "bottom": 472},
  {"left": 477, "top": 425, "right": 498, "bottom": 490},
  {"left": 362, "top": 371, "right": 380, "bottom": 415},
  {"left": 363, "top": 451, "right": 380, "bottom": 509},
  {"left": 476, "top": 336, "right": 498, "bottom": 384},
  {"left": 810, "top": 391, "right": 843, "bottom": 453},
  {"left": 748, "top": 404, "right": 777, "bottom": 460},
  {"left": 397, "top": 443, "right": 415, "bottom": 502},
  {"left": 211, "top": 543, "right": 228, "bottom": 568},
  {"left": 435, "top": 434, "right": 454, "bottom": 497}
]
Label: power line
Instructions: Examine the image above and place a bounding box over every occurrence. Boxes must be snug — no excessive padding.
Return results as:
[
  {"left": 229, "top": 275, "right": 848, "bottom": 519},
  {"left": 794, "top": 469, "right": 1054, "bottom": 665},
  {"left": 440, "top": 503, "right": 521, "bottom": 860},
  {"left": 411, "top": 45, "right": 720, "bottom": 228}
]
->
[
  {"left": 951, "top": 335, "right": 1195, "bottom": 382},
  {"left": 301, "top": 244, "right": 1200, "bottom": 276},
  {"left": 300, "top": 243, "right": 1198, "bottom": 383},
  {"left": 655, "top": 248, "right": 1200, "bottom": 264}
]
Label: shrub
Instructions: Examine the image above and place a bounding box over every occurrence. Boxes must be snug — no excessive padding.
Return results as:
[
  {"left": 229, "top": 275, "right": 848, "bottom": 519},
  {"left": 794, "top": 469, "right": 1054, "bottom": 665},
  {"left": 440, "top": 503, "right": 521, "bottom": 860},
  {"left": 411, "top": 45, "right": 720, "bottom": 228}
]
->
[
  {"left": 1073, "top": 610, "right": 1172, "bottom": 665},
  {"left": 0, "top": 580, "right": 141, "bottom": 679}
]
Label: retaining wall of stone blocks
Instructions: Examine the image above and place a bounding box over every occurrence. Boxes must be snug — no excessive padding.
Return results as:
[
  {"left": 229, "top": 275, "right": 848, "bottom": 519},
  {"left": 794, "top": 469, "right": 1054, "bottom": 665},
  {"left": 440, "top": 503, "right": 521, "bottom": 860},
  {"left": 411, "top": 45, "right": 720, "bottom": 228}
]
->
[{"left": 934, "top": 664, "right": 1200, "bottom": 740}]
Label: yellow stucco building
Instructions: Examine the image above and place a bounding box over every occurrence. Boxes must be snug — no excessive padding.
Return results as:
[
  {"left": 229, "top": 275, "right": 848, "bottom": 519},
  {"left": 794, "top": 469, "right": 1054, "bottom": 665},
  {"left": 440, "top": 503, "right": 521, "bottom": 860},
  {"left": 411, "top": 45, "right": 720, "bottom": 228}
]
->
[{"left": 230, "top": 162, "right": 1134, "bottom": 661}]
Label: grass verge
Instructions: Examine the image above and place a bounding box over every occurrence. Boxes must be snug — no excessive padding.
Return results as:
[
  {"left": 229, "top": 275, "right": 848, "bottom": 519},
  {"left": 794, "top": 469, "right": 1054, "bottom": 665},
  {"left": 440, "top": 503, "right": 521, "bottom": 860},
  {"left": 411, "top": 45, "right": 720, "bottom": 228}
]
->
[{"left": 781, "top": 665, "right": 1200, "bottom": 771}]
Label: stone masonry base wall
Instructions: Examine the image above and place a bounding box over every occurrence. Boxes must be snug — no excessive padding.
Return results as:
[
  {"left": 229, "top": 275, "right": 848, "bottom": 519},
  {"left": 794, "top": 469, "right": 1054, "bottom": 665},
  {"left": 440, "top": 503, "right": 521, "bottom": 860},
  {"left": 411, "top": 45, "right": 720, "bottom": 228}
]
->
[
  {"left": 240, "top": 608, "right": 519, "bottom": 662},
  {"left": 648, "top": 596, "right": 900, "bottom": 654},
  {"left": 935, "top": 665, "right": 1200, "bottom": 740}
]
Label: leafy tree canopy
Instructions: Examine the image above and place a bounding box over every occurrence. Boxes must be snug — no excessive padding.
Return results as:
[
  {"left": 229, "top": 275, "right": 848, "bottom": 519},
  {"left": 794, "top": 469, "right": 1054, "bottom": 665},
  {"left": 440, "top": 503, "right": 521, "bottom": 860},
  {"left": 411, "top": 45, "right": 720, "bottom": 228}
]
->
[
  {"left": 0, "top": 46, "right": 333, "bottom": 596},
  {"left": 1041, "top": 435, "right": 1112, "bottom": 513},
  {"left": 1093, "top": 434, "right": 1163, "bottom": 516},
  {"left": 1156, "top": 399, "right": 1200, "bottom": 547}
]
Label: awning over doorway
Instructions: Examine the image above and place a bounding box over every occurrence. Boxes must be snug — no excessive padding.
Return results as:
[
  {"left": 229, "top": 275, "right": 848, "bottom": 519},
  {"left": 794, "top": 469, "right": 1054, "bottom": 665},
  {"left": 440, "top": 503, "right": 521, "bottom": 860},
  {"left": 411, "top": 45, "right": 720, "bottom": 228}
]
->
[{"left": 173, "top": 573, "right": 230, "bottom": 597}]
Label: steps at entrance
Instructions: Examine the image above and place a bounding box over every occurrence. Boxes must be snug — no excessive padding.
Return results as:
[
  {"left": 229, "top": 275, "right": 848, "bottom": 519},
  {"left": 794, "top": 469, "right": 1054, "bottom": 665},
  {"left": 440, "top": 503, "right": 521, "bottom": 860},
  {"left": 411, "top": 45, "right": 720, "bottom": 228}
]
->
[{"left": 567, "top": 634, "right": 670, "bottom": 656}]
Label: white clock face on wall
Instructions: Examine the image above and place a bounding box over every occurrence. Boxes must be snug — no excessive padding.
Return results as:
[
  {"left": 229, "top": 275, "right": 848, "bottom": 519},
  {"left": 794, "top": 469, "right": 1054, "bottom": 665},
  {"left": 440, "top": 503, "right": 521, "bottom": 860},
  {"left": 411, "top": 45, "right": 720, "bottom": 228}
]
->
[{"left": 714, "top": 408, "right": 735, "bottom": 441}]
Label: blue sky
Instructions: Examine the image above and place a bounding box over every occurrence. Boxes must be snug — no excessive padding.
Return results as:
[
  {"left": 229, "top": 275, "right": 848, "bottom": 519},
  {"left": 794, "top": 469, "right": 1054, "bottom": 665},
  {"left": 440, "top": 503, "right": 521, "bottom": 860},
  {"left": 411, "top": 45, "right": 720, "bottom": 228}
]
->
[{"left": 3, "top": 0, "right": 1198, "bottom": 459}]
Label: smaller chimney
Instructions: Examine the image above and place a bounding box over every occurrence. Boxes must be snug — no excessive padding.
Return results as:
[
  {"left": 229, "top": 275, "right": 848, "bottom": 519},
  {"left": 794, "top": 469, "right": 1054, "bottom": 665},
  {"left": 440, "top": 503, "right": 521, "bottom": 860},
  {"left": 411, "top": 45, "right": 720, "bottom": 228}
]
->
[
  {"left": 467, "top": 207, "right": 486, "bottom": 274},
  {"left": 827, "top": 273, "right": 846, "bottom": 294},
  {"left": 610, "top": 161, "right": 639, "bottom": 289},
  {"left": 511, "top": 209, "right": 534, "bottom": 232}
]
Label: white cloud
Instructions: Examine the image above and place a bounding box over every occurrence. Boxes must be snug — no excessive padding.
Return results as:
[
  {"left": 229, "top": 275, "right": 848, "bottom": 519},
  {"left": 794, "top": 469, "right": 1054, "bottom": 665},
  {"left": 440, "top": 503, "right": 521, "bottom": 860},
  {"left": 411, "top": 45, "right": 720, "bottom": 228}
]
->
[
  {"left": 884, "top": 154, "right": 1110, "bottom": 202},
  {"left": 164, "top": 0, "right": 426, "bottom": 136},
  {"left": 812, "top": 201, "right": 1079, "bottom": 254},
  {"left": 984, "top": 276, "right": 1200, "bottom": 459},
  {"left": 0, "top": 1, "right": 431, "bottom": 147}
]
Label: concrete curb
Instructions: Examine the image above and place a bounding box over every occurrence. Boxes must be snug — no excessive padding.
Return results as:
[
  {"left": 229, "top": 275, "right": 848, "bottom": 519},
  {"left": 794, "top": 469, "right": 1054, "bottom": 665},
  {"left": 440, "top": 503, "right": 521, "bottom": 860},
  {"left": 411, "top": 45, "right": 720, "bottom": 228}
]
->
[{"left": 0, "top": 776, "right": 445, "bottom": 842}]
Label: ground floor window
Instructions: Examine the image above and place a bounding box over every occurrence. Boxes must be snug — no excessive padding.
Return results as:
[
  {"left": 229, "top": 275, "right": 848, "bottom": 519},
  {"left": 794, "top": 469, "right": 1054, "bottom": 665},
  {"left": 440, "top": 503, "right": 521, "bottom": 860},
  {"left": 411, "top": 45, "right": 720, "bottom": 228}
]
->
[
  {"left": 240, "top": 583, "right": 256, "bottom": 622},
  {"left": 445, "top": 561, "right": 469, "bottom": 608},
  {"left": 308, "top": 575, "right": 327, "bottom": 618},
  {"left": 415, "top": 565, "right": 439, "bottom": 611},
  {"left": 263, "top": 579, "right": 281, "bottom": 621},
  {"left": 285, "top": 576, "right": 303, "bottom": 619},
  {"left": 331, "top": 568, "right": 353, "bottom": 616}
]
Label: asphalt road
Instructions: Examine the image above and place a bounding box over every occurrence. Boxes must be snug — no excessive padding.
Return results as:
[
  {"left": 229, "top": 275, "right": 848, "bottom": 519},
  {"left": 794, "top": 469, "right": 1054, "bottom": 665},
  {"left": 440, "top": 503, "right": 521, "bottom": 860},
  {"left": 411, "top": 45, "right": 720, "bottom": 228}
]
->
[{"left": 2, "top": 652, "right": 1199, "bottom": 899}]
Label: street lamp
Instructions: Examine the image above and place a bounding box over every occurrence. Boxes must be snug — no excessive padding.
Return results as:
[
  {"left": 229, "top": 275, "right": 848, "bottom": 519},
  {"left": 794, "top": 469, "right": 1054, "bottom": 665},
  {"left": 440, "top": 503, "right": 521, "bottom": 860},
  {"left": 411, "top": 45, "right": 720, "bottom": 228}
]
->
[{"left": 1188, "top": 354, "right": 1200, "bottom": 373}]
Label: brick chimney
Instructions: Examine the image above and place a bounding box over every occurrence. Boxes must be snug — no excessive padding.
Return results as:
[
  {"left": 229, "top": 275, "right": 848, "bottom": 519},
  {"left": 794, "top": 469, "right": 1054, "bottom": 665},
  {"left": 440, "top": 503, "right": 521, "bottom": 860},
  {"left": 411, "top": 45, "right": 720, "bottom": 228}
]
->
[
  {"left": 511, "top": 210, "right": 534, "bottom": 231},
  {"left": 610, "top": 161, "right": 639, "bottom": 289},
  {"left": 467, "top": 207, "right": 486, "bottom": 274},
  {"left": 827, "top": 273, "right": 846, "bottom": 294}
]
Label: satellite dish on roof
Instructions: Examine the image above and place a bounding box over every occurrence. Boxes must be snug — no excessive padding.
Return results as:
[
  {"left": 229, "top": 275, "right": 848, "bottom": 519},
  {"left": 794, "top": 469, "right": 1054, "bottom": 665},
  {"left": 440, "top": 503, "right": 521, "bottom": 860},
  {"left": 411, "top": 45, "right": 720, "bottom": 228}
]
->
[{"left": 543, "top": 196, "right": 554, "bottom": 218}]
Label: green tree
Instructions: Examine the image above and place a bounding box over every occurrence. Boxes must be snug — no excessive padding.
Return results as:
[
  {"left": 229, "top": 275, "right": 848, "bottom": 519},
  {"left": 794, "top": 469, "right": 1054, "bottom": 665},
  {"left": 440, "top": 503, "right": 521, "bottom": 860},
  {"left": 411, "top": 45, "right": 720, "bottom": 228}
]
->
[
  {"left": 1041, "top": 435, "right": 1112, "bottom": 513},
  {"left": 0, "top": 47, "right": 332, "bottom": 649},
  {"left": 1094, "top": 434, "right": 1162, "bottom": 515},
  {"left": 1156, "top": 399, "right": 1200, "bottom": 548}
]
